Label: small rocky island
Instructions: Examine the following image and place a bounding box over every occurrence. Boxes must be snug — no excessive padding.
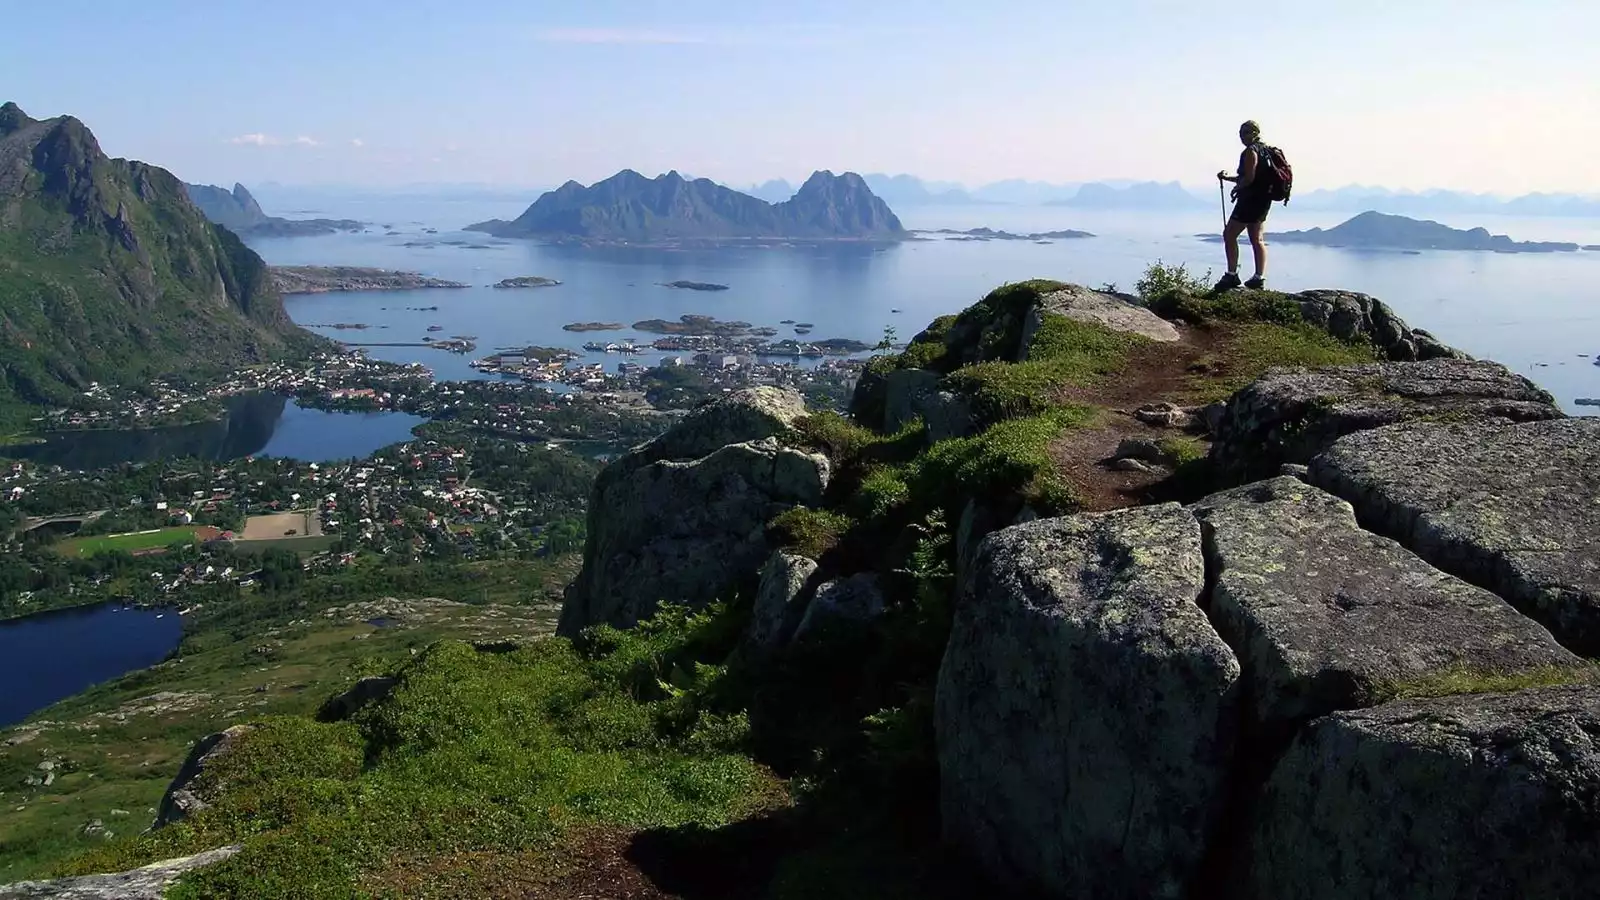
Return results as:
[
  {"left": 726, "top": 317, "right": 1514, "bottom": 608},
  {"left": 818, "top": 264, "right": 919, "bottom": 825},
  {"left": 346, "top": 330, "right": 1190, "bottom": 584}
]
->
[
  {"left": 268, "top": 266, "right": 470, "bottom": 295},
  {"left": 1241, "top": 210, "right": 1582, "bottom": 253},
  {"left": 492, "top": 276, "right": 562, "bottom": 289},
  {"left": 661, "top": 280, "right": 730, "bottom": 291},
  {"left": 632, "top": 315, "right": 752, "bottom": 337},
  {"left": 563, "top": 322, "right": 626, "bottom": 332}
]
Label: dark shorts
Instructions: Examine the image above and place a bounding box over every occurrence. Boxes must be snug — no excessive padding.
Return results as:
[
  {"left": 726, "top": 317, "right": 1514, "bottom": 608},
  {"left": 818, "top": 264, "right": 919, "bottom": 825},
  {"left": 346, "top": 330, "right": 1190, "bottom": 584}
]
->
[{"left": 1230, "top": 192, "right": 1272, "bottom": 226}]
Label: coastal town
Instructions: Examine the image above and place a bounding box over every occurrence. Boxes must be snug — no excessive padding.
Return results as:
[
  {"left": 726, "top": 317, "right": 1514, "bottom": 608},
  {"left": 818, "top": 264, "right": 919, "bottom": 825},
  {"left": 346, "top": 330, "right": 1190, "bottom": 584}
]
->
[
  {"left": 19, "top": 336, "right": 871, "bottom": 434},
  {"left": 1, "top": 431, "right": 599, "bottom": 620}
]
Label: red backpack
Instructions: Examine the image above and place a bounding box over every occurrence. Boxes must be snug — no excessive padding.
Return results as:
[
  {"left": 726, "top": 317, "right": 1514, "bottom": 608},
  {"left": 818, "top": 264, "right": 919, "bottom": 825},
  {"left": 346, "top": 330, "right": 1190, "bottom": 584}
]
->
[{"left": 1254, "top": 143, "right": 1294, "bottom": 203}]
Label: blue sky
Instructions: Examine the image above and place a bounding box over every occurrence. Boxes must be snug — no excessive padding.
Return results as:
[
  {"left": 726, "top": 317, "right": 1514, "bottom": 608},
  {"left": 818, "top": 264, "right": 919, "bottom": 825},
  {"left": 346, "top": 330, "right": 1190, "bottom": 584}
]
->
[{"left": 4, "top": 0, "right": 1597, "bottom": 193}]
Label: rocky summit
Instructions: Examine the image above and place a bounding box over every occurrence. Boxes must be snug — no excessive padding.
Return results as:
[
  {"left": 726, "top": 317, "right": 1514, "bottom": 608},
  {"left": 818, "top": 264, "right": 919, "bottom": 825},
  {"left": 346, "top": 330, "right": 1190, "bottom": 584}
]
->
[
  {"left": 14, "top": 273, "right": 1598, "bottom": 899},
  {"left": 550, "top": 275, "right": 1600, "bottom": 898}
]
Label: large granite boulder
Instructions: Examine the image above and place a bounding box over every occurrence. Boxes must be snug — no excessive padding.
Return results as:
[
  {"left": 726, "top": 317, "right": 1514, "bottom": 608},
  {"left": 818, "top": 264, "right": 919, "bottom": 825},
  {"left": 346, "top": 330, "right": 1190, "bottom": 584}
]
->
[
  {"left": 1021, "top": 285, "right": 1180, "bottom": 350},
  {"left": 741, "top": 551, "right": 819, "bottom": 651},
  {"left": 937, "top": 504, "right": 1239, "bottom": 900},
  {"left": 1246, "top": 685, "right": 1600, "bottom": 900},
  {"left": 1311, "top": 417, "right": 1600, "bottom": 655},
  {"left": 882, "top": 368, "right": 975, "bottom": 440},
  {"left": 560, "top": 388, "right": 829, "bottom": 636},
  {"left": 1291, "top": 289, "right": 1466, "bottom": 362},
  {"left": 155, "top": 724, "right": 256, "bottom": 827},
  {"left": 0, "top": 847, "right": 241, "bottom": 899},
  {"left": 1190, "top": 478, "right": 1582, "bottom": 733},
  {"left": 1210, "top": 359, "right": 1562, "bottom": 482}
]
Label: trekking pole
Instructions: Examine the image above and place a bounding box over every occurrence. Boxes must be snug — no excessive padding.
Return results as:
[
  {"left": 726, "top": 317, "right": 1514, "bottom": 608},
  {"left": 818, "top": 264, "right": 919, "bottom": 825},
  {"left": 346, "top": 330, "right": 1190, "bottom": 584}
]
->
[{"left": 1218, "top": 178, "right": 1227, "bottom": 235}]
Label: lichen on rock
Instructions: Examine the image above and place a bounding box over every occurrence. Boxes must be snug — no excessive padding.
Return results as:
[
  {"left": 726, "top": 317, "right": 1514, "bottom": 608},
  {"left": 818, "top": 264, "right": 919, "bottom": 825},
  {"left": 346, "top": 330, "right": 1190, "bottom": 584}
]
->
[{"left": 936, "top": 503, "right": 1239, "bottom": 899}]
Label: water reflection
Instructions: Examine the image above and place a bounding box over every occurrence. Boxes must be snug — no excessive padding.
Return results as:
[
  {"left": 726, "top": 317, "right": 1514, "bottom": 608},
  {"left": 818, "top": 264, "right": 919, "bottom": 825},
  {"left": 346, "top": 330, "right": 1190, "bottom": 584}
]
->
[{"left": 13, "top": 394, "right": 426, "bottom": 468}]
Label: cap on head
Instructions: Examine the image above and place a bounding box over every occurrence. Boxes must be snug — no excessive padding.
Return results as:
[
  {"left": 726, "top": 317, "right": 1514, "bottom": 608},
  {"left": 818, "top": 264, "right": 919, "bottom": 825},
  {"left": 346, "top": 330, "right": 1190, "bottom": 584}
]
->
[{"left": 1240, "top": 120, "right": 1262, "bottom": 141}]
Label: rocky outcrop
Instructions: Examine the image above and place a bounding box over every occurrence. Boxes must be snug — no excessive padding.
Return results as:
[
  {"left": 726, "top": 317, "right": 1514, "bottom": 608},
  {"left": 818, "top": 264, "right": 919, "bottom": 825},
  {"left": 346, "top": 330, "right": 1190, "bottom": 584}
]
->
[
  {"left": 1310, "top": 417, "right": 1600, "bottom": 654},
  {"left": 1246, "top": 685, "right": 1600, "bottom": 900},
  {"left": 742, "top": 551, "right": 819, "bottom": 651},
  {"left": 937, "top": 504, "right": 1239, "bottom": 899},
  {"left": 1291, "top": 289, "right": 1466, "bottom": 361},
  {"left": 155, "top": 724, "right": 256, "bottom": 827},
  {"left": 883, "top": 368, "right": 974, "bottom": 440},
  {"left": 1209, "top": 359, "right": 1562, "bottom": 481},
  {"left": 0, "top": 847, "right": 241, "bottom": 899},
  {"left": 559, "top": 388, "right": 828, "bottom": 636},
  {"left": 1191, "top": 478, "right": 1581, "bottom": 731},
  {"left": 1022, "top": 285, "right": 1180, "bottom": 347}
]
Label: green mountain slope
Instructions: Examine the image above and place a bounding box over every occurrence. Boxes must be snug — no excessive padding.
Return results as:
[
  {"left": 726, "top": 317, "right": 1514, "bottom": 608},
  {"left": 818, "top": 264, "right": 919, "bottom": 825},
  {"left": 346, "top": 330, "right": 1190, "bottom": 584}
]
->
[{"left": 0, "top": 102, "right": 321, "bottom": 419}]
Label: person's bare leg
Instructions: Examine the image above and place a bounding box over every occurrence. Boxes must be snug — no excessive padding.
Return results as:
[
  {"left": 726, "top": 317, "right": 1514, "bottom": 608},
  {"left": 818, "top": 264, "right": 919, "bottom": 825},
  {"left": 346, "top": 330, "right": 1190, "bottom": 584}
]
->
[
  {"left": 1223, "top": 219, "right": 1245, "bottom": 273},
  {"left": 1247, "top": 222, "right": 1267, "bottom": 280}
]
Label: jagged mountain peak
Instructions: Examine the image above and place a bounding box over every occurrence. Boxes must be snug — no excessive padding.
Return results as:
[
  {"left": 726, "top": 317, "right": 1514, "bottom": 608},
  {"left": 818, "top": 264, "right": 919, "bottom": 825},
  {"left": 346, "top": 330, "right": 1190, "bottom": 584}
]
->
[{"left": 471, "top": 167, "right": 905, "bottom": 242}]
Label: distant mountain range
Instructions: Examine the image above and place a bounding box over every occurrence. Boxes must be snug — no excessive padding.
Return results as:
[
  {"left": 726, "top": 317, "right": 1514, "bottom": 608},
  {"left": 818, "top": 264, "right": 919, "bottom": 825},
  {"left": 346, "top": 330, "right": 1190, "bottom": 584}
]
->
[
  {"left": 468, "top": 170, "right": 906, "bottom": 243},
  {"left": 735, "top": 173, "right": 1600, "bottom": 216},
  {"left": 184, "top": 182, "right": 364, "bottom": 236},
  {"left": 1288, "top": 186, "right": 1600, "bottom": 217},
  {"left": 1215, "top": 211, "right": 1584, "bottom": 253},
  {"left": 0, "top": 102, "right": 318, "bottom": 418}
]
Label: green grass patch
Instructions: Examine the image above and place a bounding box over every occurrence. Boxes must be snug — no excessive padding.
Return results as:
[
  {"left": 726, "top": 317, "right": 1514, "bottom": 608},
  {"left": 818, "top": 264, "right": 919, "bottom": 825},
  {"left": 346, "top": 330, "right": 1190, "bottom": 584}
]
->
[
  {"left": 768, "top": 507, "right": 855, "bottom": 560},
  {"left": 944, "top": 314, "right": 1138, "bottom": 423},
  {"left": 56, "top": 526, "right": 204, "bottom": 558},
  {"left": 1151, "top": 288, "right": 1305, "bottom": 327},
  {"left": 0, "top": 593, "right": 565, "bottom": 883},
  {"left": 903, "top": 408, "right": 1094, "bottom": 517},
  {"left": 1187, "top": 322, "right": 1379, "bottom": 404},
  {"left": 56, "top": 607, "right": 777, "bottom": 898},
  {"left": 1371, "top": 663, "right": 1600, "bottom": 704}
]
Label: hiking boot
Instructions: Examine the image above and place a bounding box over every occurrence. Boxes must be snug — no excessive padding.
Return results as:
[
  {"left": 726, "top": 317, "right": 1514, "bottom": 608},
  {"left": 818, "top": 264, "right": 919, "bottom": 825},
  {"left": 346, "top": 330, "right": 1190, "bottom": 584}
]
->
[
  {"left": 1243, "top": 276, "right": 1266, "bottom": 290},
  {"left": 1212, "top": 272, "right": 1241, "bottom": 292}
]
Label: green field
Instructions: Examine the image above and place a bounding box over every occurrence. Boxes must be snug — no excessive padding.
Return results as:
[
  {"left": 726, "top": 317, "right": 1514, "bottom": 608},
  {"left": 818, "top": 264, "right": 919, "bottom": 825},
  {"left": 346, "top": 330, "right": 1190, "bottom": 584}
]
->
[{"left": 58, "top": 526, "right": 204, "bottom": 558}]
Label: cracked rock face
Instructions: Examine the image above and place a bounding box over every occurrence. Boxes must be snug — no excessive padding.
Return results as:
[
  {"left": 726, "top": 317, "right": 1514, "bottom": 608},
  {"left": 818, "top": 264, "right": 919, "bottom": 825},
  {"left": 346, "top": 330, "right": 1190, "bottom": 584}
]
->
[
  {"left": 1246, "top": 685, "right": 1600, "bottom": 900},
  {"left": 1190, "top": 477, "right": 1582, "bottom": 732},
  {"left": 936, "top": 503, "right": 1239, "bottom": 900},
  {"left": 1210, "top": 359, "right": 1562, "bottom": 482},
  {"left": 560, "top": 387, "right": 828, "bottom": 636},
  {"left": 1311, "top": 417, "right": 1600, "bottom": 655},
  {"left": 0, "top": 846, "right": 241, "bottom": 899}
]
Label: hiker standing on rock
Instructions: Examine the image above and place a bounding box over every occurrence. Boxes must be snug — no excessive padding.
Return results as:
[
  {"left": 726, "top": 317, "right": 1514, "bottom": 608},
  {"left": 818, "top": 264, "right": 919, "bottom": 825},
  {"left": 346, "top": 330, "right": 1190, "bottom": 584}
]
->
[{"left": 1215, "top": 120, "right": 1282, "bottom": 292}]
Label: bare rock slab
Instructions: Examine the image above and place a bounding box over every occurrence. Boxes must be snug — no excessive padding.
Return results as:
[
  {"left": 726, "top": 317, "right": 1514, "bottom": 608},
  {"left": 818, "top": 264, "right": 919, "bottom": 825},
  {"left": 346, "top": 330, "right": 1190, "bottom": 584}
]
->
[
  {"left": 0, "top": 846, "right": 241, "bottom": 899},
  {"left": 1191, "top": 477, "right": 1582, "bottom": 732},
  {"left": 1246, "top": 685, "right": 1600, "bottom": 900},
  {"left": 1210, "top": 359, "right": 1562, "bottom": 481},
  {"left": 936, "top": 503, "right": 1239, "bottom": 899},
  {"left": 1311, "top": 418, "right": 1600, "bottom": 655},
  {"left": 1022, "top": 284, "right": 1180, "bottom": 349}
]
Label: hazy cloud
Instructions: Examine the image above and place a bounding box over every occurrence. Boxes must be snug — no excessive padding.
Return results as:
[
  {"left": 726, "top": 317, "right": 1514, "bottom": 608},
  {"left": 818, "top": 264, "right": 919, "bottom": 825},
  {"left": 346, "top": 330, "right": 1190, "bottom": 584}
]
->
[
  {"left": 530, "top": 27, "right": 711, "bottom": 45},
  {"left": 226, "top": 133, "right": 323, "bottom": 148},
  {"left": 350, "top": 138, "right": 365, "bottom": 147}
]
